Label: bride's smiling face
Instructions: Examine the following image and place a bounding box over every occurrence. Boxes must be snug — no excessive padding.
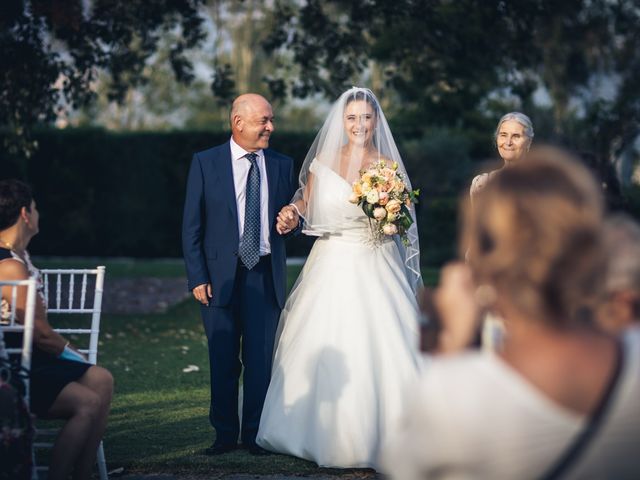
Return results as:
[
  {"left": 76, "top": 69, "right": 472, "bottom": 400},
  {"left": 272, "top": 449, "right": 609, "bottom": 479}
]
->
[{"left": 343, "top": 100, "right": 376, "bottom": 147}]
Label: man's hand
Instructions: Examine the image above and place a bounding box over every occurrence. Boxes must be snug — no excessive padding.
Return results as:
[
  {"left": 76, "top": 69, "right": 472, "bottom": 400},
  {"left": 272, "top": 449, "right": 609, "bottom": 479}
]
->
[
  {"left": 276, "top": 205, "right": 299, "bottom": 235},
  {"left": 192, "top": 283, "right": 213, "bottom": 306}
]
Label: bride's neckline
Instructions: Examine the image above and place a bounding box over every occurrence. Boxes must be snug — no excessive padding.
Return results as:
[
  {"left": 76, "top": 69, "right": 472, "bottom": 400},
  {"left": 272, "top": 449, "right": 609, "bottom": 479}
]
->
[
  {"left": 315, "top": 160, "right": 352, "bottom": 187},
  {"left": 313, "top": 149, "right": 389, "bottom": 187},
  {"left": 338, "top": 145, "right": 379, "bottom": 178}
]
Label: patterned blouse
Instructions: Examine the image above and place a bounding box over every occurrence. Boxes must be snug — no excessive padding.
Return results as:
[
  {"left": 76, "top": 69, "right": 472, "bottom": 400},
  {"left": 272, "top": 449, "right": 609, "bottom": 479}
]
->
[{"left": 0, "top": 248, "right": 46, "bottom": 324}]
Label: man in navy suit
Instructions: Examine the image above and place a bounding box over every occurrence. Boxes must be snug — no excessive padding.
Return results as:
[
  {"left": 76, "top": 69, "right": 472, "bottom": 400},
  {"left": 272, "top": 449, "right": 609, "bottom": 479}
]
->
[{"left": 182, "top": 94, "right": 299, "bottom": 455}]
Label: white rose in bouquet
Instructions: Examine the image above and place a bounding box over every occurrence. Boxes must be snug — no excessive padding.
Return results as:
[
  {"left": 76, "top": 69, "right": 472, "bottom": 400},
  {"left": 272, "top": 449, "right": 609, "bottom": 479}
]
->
[
  {"left": 373, "top": 207, "right": 387, "bottom": 220},
  {"left": 382, "top": 223, "right": 398, "bottom": 235},
  {"left": 366, "top": 190, "right": 380, "bottom": 204}
]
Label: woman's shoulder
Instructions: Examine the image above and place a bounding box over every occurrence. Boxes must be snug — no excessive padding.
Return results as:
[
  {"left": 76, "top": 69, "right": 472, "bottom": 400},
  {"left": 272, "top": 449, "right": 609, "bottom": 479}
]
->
[
  {"left": 308, "top": 157, "right": 322, "bottom": 174},
  {"left": 408, "top": 353, "right": 509, "bottom": 434},
  {"left": 470, "top": 171, "right": 499, "bottom": 196},
  {"left": 0, "top": 249, "right": 28, "bottom": 278},
  {"left": 418, "top": 352, "right": 496, "bottom": 396},
  {"left": 471, "top": 172, "right": 489, "bottom": 183},
  {"left": 470, "top": 174, "right": 486, "bottom": 196}
]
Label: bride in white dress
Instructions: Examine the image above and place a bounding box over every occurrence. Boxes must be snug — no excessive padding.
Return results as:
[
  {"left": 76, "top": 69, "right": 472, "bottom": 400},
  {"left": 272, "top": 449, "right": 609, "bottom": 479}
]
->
[{"left": 256, "top": 87, "right": 423, "bottom": 469}]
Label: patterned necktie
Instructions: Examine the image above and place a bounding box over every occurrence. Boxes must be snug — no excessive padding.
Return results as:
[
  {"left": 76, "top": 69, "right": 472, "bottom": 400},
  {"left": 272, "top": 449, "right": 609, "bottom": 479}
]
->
[{"left": 239, "top": 152, "right": 261, "bottom": 269}]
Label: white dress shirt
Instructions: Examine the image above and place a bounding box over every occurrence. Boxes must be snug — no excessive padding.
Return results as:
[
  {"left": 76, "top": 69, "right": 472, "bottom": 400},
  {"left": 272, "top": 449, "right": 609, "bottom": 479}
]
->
[{"left": 229, "top": 137, "right": 271, "bottom": 255}]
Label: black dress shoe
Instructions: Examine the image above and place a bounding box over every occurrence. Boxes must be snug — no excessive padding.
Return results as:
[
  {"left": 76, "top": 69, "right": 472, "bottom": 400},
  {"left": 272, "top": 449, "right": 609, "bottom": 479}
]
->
[
  {"left": 204, "top": 443, "right": 237, "bottom": 455},
  {"left": 247, "top": 444, "right": 271, "bottom": 456}
]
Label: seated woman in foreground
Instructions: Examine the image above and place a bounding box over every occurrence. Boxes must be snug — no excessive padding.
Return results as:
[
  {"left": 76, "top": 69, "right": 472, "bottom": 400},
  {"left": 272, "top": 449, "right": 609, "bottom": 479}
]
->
[{"left": 0, "top": 179, "right": 113, "bottom": 480}]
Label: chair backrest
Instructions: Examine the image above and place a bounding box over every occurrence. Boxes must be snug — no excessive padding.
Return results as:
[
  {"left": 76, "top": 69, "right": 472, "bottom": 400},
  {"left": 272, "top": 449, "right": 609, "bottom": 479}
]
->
[
  {"left": 36, "top": 267, "right": 109, "bottom": 479},
  {"left": 40, "top": 267, "right": 105, "bottom": 365},
  {"left": 1, "top": 277, "right": 37, "bottom": 397}
]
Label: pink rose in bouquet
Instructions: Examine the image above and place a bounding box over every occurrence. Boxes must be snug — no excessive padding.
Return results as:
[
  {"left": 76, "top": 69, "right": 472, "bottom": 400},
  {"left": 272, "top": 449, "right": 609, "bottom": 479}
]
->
[{"left": 350, "top": 160, "right": 420, "bottom": 245}]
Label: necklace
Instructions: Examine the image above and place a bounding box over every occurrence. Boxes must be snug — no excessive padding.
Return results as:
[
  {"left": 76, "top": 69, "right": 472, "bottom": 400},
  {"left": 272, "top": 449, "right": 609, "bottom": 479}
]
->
[
  {"left": 0, "top": 239, "right": 26, "bottom": 265},
  {"left": 0, "top": 238, "right": 13, "bottom": 250}
]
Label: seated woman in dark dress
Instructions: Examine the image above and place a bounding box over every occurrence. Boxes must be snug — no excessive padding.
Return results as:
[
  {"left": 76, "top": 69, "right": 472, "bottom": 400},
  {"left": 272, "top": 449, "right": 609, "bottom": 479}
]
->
[{"left": 0, "top": 179, "right": 113, "bottom": 480}]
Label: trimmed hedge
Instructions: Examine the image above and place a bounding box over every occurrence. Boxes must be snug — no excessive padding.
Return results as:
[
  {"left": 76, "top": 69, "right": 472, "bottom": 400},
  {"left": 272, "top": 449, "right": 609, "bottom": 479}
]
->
[{"left": 2, "top": 128, "right": 469, "bottom": 266}]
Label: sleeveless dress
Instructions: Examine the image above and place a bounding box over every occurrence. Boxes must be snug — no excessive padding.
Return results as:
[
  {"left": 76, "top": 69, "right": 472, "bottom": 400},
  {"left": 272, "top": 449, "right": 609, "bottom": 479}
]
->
[
  {"left": 256, "top": 160, "right": 422, "bottom": 469},
  {"left": 0, "top": 247, "right": 91, "bottom": 416}
]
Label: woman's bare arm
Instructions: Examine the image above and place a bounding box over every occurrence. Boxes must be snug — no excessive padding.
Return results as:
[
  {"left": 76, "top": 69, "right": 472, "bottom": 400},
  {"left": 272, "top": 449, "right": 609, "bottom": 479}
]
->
[{"left": 0, "top": 259, "right": 68, "bottom": 356}]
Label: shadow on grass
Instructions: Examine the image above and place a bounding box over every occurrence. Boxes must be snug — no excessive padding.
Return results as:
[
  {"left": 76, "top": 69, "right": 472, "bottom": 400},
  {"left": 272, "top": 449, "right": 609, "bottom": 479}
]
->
[
  {"left": 103, "top": 388, "right": 327, "bottom": 474},
  {"left": 85, "top": 298, "right": 325, "bottom": 475},
  {"left": 78, "top": 265, "right": 439, "bottom": 475}
]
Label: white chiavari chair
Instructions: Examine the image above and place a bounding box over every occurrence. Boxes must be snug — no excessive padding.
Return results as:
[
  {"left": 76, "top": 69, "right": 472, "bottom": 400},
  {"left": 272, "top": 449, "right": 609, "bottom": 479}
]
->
[
  {"left": 1, "top": 277, "right": 38, "bottom": 480},
  {"left": 36, "top": 266, "right": 108, "bottom": 480}
]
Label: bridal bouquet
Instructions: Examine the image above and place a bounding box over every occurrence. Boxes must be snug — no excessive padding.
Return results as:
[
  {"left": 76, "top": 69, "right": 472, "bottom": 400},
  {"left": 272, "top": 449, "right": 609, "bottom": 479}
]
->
[{"left": 349, "top": 160, "right": 419, "bottom": 245}]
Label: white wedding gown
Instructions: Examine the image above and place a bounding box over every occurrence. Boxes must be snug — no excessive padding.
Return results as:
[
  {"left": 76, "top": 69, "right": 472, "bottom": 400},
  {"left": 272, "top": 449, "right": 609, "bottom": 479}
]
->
[{"left": 256, "top": 160, "right": 422, "bottom": 469}]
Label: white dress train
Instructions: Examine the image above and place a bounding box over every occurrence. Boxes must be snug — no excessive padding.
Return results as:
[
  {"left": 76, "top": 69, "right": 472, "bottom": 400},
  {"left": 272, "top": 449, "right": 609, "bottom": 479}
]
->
[{"left": 256, "top": 160, "right": 422, "bottom": 469}]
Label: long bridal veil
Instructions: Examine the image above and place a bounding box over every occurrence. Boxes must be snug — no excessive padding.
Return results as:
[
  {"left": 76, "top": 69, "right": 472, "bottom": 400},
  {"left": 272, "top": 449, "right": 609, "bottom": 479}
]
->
[{"left": 291, "top": 87, "right": 422, "bottom": 294}]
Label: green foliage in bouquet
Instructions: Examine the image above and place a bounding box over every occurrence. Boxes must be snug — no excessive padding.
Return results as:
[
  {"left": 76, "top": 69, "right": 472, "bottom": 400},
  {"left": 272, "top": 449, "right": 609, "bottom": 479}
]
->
[{"left": 349, "top": 160, "right": 420, "bottom": 245}]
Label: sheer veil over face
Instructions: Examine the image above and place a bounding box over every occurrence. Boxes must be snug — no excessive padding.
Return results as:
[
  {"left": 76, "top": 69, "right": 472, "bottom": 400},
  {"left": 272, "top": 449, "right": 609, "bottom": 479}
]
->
[{"left": 292, "top": 87, "right": 422, "bottom": 293}]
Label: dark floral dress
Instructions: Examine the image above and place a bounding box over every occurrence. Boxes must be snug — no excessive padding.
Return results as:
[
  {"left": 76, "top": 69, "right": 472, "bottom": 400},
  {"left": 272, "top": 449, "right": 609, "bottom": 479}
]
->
[{"left": 0, "top": 328, "right": 34, "bottom": 480}]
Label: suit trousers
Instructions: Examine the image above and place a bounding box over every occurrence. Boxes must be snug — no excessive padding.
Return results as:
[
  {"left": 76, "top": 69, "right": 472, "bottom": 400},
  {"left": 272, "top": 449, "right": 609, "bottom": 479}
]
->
[{"left": 200, "top": 255, "right": 281, "bottom": 446}]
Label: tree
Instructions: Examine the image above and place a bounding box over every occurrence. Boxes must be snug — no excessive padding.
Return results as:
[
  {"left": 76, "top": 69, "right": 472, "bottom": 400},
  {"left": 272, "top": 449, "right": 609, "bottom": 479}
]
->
[
  {"left": 71, "top": 1, "right": 323, "bottom": 132},
  {"left": 0, "top": 0, "right": 206, "bottom": 158},
  {"left": 262, "top": 0, "right": 640, "bottom": 158},
  {"left": 206, "top": 1, "right": 293, "bottom": 106},
  {"left": 72, "top": 32, "right": 224, "bottom": 131},
  {"left": 522, "top": 0, "right": 640, "bottom": 159},
  {"left": 263, "top": 1, "right": 536, "bottom": 124}
]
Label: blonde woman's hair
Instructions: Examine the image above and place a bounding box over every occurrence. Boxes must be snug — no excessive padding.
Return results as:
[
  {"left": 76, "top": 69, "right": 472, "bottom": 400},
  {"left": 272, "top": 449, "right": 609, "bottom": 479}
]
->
[{"left": 464, "top": 146, "right": 606, "bottom": 327}]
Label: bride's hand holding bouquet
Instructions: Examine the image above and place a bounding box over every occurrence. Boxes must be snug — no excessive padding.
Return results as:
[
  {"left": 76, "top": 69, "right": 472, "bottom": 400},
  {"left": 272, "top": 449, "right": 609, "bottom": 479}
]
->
[{"left": 349, "top": 160, "right": 419, "bottom": 245}]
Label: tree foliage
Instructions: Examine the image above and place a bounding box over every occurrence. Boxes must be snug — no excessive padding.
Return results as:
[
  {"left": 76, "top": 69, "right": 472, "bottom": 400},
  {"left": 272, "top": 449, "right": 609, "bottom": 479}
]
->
[
  {"left": 72, "top": 1, "right": 325, "bottom": 133},
  {"left": 263, "top": 0, "right": 640, "bottom": 157},
  {"left": 2, "top": 0, "right": 638, "bottom": 162},
  {"left": 0, "top": 0, "right": 206, "bottom": 157}
]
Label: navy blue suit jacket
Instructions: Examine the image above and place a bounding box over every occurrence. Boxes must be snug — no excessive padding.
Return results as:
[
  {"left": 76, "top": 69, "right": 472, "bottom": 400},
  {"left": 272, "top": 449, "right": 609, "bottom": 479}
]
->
[{"left": 182, "top": 142, "right": 297, "bottom": 309}]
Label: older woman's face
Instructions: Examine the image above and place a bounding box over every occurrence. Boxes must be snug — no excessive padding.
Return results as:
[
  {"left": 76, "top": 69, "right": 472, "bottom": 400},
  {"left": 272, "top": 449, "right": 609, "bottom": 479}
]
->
[
  {"left": 343, "top": 100, "right": 375, "bottom": 146},
  {"left": 497, "top": 120, "right": 530, "bottom": 164}
]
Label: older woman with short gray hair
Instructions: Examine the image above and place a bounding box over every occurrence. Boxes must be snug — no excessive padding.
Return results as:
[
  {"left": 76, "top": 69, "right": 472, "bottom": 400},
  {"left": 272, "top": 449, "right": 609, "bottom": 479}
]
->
[{"left": 471, "top": 112, "right": 534, "bottom": 197}]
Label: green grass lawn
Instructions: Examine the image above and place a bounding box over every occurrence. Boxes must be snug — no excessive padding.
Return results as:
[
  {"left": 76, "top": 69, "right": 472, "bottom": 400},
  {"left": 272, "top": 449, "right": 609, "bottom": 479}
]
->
[
  {"left": 97, "top": 299, "right": 334, "bottom": 475},
  {"left": 41, "top": 263, "right": 439, "bottom": 475}
]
